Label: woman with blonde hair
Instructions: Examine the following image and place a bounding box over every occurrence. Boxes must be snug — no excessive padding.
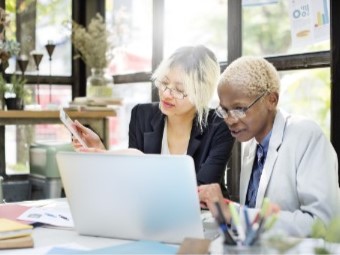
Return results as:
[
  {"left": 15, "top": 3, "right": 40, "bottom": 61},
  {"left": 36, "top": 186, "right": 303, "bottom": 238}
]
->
[{"left": 73, "top": 45, "right": 235, "bottom": 196}]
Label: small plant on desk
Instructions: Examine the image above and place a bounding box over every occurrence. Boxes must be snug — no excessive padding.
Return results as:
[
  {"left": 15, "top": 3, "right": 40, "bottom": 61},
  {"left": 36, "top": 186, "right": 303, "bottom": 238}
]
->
[{"left": 5, "top": 74, "right": 30, "bottom": 110}]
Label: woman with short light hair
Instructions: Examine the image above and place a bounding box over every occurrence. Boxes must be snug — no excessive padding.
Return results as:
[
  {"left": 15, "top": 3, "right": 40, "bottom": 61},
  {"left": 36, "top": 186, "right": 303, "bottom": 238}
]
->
[
  {"left": 199, "top": 56, "right": 340, "bottom": 237},
  {"left": 72, "top": 45, "right": 235, "bottom": 197}
]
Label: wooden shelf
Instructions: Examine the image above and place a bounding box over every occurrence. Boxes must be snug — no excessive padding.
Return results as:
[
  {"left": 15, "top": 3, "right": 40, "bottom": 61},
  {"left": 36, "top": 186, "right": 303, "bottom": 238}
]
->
[
  {"left": 0, "top": 110, "right": 116, "bottom": 119},
  {"left": 0, "top": 110, "right": 116, "bottom": 125}
]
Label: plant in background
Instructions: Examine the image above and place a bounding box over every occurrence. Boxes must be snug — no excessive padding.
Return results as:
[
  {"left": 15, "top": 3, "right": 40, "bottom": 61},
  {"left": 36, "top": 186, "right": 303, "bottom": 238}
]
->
[
  {"left": 0, "top": 73, "right": 7, "bottom": 95},
  {"left": 0, "top": 7, "right": 20, "bottom": 72},
  {"left": 0, "top": 73, "right": 7, "bottom": 109},
  {"left": 69, "top": 13, "right": 113, "bottom": 69},
  {"left": 8, "top": 74, "right": 28, "bottom": 99}
]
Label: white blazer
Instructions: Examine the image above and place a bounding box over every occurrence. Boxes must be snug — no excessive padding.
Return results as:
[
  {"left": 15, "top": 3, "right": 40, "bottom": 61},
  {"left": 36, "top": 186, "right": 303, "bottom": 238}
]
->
[{"left": 240, "top": 109, "right": 340, "bottom": 237}]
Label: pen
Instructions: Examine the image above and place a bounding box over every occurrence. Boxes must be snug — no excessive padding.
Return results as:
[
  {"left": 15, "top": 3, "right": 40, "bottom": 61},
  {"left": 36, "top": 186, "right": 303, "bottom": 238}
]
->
[
  {"left": 246, "top": 198, "right": 271, "bottom": 246},
  {"left": 264, "top": 214, "right": 278, "bottom": 231},
  {"left": 260, "top": 198, "right": 270, "bottom": 218},
  {"left": 58, "top": 214, "right": 69, "bottom": 221},
  {"left": 45, "top": 212, "right": 57, "bottom": 218},
  {"left": 229, "top": 202, "right": 245, "bottom": 242},
  {"left": 246, "top": 216, "right": 266, "bottom": 246},
  {"left": 213, "top": 202, "right": 236, "bottom": 245},
  {"left": 243, "top": 206, "right": 252, "bottom": 235},
  {"left": 223, "top": 198, "right": 231, "bottom": 204},
  {"left": 252, "top": 197, "right": 270, "bottom": 225}
]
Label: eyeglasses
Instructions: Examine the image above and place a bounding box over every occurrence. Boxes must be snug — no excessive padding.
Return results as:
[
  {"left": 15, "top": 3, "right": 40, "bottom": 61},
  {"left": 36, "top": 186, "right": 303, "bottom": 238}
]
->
[
  {"left": 215, "top": 92, "right": 267, "bottom": 120},
  {"left": 155, "top": 80, "right": 188, "bottom": 100}
]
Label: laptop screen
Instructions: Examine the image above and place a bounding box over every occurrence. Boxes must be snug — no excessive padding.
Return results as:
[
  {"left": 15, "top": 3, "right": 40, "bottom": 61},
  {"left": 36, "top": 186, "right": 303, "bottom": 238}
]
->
[{"left": 56, "top": 152, "right": 204, "bottom": 244}]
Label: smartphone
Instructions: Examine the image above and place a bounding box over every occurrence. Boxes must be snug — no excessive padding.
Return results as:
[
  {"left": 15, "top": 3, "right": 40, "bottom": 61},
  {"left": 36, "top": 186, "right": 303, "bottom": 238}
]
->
[{"left": 59, "top": 109, "right": 88, "bottom": 148}]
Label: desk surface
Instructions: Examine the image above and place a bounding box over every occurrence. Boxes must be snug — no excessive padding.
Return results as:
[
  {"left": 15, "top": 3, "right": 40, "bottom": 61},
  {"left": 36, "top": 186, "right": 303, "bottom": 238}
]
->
[
  {"left": 3, "top": 199, "right": 340, "bottom": 254},
  {"left": 5, "top": 227, "right": 136, "bottom": 254},
  {"left": 2, "top": 199, "right": 218, "bottom": 254}
]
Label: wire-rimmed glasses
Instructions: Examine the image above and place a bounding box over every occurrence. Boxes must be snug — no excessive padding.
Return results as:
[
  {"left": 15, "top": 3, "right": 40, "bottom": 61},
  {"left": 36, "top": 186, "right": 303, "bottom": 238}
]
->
[
  {"left": 216, "top": 92, "right": 267, "bottom": 120},
  {"left": 155, "top": 80, "right": 187, "bottom": 100}
]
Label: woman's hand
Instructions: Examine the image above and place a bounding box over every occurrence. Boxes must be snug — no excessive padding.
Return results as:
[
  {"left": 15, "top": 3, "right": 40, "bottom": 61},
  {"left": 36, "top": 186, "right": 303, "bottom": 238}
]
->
[{"left": 72, "top": 120, "right": 106, "bottom": 151}]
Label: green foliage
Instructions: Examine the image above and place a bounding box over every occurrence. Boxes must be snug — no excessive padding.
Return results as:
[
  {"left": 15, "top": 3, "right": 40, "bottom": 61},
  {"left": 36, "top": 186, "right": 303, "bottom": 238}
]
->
[
  {"left": 311, "top": 219, "right": 327, "bottom": 239},
  {"left": 325, "top": 218, "right": 340, "bottom": 243},
  {"left": 0, "top": 74, "right": 7, "bottom": 96},
  {"left": 243, "top": 1, "right": 291, "bottom": 56},
  {"left": 8, "top": 162, "right": 28, "bottom": 172},
  {"left": 312, "top": 217, "right": 340, "bottom": 243},
  {"left": 8, "top": 74, "right": 28, "bottom": 98},
  {"left": 314, "top": 247, "right": 330, "bottom": 254}
]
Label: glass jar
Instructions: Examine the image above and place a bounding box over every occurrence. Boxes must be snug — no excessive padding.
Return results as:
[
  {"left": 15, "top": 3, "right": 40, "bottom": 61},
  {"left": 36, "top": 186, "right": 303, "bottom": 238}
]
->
[{"left": 86, "top": 68, "right": 113, "bottom": 98}]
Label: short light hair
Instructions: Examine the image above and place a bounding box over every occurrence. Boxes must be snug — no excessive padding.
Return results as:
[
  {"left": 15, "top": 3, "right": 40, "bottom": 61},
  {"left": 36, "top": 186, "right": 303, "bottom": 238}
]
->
[
  {"left": 218, "top": 56, "right": 280, "bottom": 97},
  {"left": 151, "top": 45, "right": 220, "bottom": 130}
]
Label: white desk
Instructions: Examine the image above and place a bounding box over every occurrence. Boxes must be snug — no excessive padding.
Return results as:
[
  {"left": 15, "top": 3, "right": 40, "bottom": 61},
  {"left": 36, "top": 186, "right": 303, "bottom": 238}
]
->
[
  {"left": 3, "top": 199, "right": 340, "bottom": 254},
  {"left": 3, "top": 199, "right": 219, "bottom": 254},
  {"left": 5, "top": 227, "right": 136, "bottom": 254},
  {"left": 6, "top": 226, "right": 340, "bottom": 255}
]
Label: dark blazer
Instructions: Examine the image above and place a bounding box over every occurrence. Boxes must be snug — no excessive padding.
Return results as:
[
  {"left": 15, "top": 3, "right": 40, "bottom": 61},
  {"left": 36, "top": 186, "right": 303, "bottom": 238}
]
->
[{"left": 128, "top": 103, "right": 235, "bottom": 197}]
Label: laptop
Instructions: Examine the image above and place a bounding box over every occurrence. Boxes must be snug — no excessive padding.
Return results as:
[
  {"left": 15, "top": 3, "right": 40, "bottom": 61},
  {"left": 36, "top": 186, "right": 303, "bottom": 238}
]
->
[{"left": 56, "top": 152, "right": 204, "bottom": 244}]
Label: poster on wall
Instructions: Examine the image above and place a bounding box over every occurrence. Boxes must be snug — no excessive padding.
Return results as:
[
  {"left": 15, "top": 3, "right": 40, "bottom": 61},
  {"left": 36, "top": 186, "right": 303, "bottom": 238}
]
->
[{"left": 289, "top": 0, "right": 330, "bottom": 48}]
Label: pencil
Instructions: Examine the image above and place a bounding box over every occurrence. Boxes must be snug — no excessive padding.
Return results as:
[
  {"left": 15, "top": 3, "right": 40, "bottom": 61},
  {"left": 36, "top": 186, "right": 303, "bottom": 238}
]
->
[
  {"left": 229, "top": 202, "right": 245, "bottom": 242},
  {"left": 214, "top": 202, "right": 236, "bottom": 245}
]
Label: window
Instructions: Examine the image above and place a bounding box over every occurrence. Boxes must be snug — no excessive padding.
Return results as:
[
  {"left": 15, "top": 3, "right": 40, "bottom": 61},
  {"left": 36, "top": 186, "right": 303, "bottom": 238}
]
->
[
  {"left": 243, "top": 1, "right": 330, "bottom": 57},
  {"left": 164, "top": 0, "right": 228, "bottom": 61},
  {"left": 6, "top": 0, "right": 72, "bottom": 76},
  {"left": 105, "top": 0, "right": 152, "bottom": 75},
  {"left": 3, "top": 0, "right": 72, "bottom": 175},
  {"left": 279, "top": 68, "right": 330, "bottom": 138}
]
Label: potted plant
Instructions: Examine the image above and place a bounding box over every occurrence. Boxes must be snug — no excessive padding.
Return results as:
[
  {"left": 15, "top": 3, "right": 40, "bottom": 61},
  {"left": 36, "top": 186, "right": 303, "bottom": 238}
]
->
[{"left": 5, "top": 74, "right": 29, "bottom": 110}]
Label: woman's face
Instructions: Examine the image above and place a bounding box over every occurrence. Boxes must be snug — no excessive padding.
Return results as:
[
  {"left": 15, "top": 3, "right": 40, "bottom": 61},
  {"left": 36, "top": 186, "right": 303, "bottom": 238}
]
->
[
  {"left": 158, "top": 67, "right": 196, "bottom": 118},
  {"left": 217, "top": 84, "right": 277, "bottom": 143}
]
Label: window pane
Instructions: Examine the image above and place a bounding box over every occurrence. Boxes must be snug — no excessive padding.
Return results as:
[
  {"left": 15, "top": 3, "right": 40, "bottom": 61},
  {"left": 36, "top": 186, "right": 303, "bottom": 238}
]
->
[
  {"left": 23, "top": 84, "right": 72, "bottom": 110},
  {"left": 5, "top": 123, "right": 72, "bottom": 175},
  {"left": 164, "top": 0, "right": 227, "bottom": 61},
  {"left": 279, "top": 68, "right": 330, "bottom": 138},
  {"left": 105, "top": 0, "right": 152, "bottom": 75},
  {"left": 243, "top": 1, "right": 330, "bottom": 56},
  {"left": 109, "top": 82, "right": 151, "bottom": 149},
  {"left": 4, "top": 85, "right": 71, "bottom": 175},
  {"left": 5, "top": 0, "right": 72, "bottom": 76}
]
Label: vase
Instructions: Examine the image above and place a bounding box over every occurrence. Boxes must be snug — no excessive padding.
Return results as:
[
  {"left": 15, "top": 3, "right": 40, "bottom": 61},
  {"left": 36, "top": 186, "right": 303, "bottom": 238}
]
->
[
  {"left": 5, "top": 97, "right": 24, "bottom": 110},
  {"left": 86, "top": 68, "right": 113, "bottom": 98}
]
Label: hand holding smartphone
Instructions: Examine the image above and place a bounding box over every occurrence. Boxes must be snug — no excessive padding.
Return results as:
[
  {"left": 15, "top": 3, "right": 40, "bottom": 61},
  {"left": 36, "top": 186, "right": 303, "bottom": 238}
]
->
[{"left": 60, "top": 109, "right": 88, "bottom": 148}]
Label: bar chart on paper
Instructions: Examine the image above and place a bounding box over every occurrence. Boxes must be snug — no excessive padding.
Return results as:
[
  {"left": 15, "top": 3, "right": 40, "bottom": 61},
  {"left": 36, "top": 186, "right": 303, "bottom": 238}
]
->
[{"left": 315, "top": 0, "right": 329, "bottom": 27}]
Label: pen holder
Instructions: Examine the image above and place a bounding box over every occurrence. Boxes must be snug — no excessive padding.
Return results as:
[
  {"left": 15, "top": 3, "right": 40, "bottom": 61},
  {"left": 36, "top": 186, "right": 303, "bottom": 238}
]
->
[
  {"left": 214, "top": 198, "right": 279, "bottom": 251},
  {"left": 223, "top": 244, "right": 275, "bottom": 255}
]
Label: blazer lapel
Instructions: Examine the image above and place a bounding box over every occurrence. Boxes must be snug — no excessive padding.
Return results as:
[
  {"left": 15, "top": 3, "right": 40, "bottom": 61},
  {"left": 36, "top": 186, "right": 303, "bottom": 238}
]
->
[
  {"left": 240, "top": 140, "right": 257, "bottom": 205},
  {"left": 255, "top": 110, "right": 289, "bottom": 207},
  {"left": 144, "top": 110, "right": 165, "bottom": 153},
  {"left": 187, "top": 119, "right": 202, "bottom": 157}
]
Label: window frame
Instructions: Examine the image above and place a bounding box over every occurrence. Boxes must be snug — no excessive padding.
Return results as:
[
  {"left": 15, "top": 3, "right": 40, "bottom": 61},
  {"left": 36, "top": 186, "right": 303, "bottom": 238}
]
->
[{"left": 0, "top": 0, "right": 339, "bottom": 190}]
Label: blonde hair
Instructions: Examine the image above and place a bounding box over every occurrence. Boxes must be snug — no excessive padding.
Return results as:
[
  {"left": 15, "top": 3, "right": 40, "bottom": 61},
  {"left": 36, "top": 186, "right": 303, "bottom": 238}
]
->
[
  {"left": 218, "top": 56, "right": 280, "bottom": 97},
  {"left": 152, "top": 45, "right": 220, "bottom": 130}
]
